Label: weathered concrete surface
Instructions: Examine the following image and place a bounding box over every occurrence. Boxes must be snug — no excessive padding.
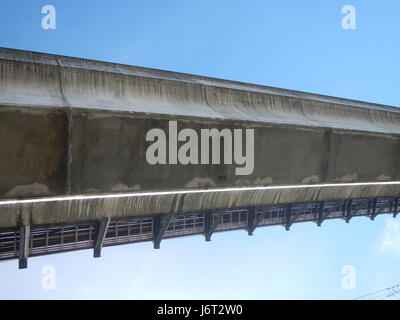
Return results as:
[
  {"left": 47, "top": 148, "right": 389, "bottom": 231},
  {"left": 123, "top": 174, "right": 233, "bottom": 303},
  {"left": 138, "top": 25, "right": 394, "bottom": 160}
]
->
[
  {"left": 0, "top": 107, "right": 68, "bottom": 198},
  {"left": 0, "top": 47, "right": 399, "bottom": 229},
  {"left": 1, "top": 184, "right": 400, "bottom": 229}
]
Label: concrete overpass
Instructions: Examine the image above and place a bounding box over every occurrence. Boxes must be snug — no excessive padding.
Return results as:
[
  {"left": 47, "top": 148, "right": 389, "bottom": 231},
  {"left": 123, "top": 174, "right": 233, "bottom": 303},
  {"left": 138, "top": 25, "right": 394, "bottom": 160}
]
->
[{"left": 0, "top": 47, "right": 399, "bottom": 268}]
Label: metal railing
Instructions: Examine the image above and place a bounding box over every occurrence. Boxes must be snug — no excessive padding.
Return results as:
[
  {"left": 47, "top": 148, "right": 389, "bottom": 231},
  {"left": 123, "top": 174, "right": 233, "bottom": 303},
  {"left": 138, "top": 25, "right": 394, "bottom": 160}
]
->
[{"left": 0, "top": 196, "right": 398, "bottom": 262}]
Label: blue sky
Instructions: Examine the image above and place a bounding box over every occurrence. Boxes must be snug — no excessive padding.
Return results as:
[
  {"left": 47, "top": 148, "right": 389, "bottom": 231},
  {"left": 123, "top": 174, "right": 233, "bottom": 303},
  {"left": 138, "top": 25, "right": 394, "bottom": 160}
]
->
[{"left": 0, "top": 0, "right": 400, "bottom": 299}]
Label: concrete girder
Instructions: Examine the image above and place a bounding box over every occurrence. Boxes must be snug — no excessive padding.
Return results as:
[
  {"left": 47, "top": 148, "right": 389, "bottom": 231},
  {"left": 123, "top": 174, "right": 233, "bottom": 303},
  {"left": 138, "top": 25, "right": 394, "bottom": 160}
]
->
[{"left": 0, "top": 48, "right": 399, "bottom": 230}]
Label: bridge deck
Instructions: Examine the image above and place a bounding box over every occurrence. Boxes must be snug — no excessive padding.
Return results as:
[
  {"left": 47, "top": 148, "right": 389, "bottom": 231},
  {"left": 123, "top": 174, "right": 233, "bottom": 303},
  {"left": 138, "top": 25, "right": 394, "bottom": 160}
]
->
[{"left": 1, "top": 48, "right": 399, "bottom": 268}]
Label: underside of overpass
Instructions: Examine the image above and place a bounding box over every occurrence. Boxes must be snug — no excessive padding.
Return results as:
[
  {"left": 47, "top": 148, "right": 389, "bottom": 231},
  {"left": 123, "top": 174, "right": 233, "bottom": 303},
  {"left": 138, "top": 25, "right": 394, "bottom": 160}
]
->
[{"left": 0, "top": 47, "right": 399, "bottom": 268}]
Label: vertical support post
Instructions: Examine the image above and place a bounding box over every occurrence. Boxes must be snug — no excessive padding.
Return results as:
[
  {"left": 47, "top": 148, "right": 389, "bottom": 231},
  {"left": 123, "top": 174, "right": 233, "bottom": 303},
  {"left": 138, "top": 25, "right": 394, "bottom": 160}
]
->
[
  {"left": 19, "top": 225, "right": 30, "bottom": 269},
  {"left": 248, "top": 206, "right": 270, "bottom": 235},
  {"left": 153, "top": 194, "right": 184, "bottom": 249},
  {"left": 367, "top": 200, "right": 371, "bottom": 216},
  {"left": 93, "top": 217, "right": 110, "bottom": 258},
  {"left": 371, "top": 198, "right": 377, "bottom": 220},
  {"left": 285, "top": 205, "right": 292, "bottom": 231},
  {"left": 393, "top": 198, "right": 399, "bottom": 218},
  {"left": 247, "top": 207, "right": 255, "bottom": 236},
  {"left": 153, "top": 212, "right": 174, "bottom": 249},
  {"left": 317, "top": 202, "right": 325, "bottom": 227},
  {"left": 341, "top": 200, "right": 346, "bottom": 217},
  {"left": 345, "top": 199, "right": 352, "bottom": 223},
  {"left": 204, "top": 212, "right": 211, "bottom": 241},
  {"left": 204, "top": 211, "right": 223, "bottom": 241},
  {"left": 153, "top": 215, "right": 161, "bottom": 248}
]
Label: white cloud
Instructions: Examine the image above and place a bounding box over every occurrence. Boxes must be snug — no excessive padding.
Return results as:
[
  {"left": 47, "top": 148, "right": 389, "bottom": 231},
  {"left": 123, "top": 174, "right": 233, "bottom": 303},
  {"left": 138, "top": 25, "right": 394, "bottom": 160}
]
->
[{"left": 377, "top": 218, "right": 400, "bottom": 257}]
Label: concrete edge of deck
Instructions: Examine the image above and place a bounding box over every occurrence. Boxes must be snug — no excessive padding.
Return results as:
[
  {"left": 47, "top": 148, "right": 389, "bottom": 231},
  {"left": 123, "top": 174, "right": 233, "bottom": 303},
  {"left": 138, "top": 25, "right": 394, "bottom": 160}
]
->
[
  {"left": 0, "top": 183, "right": 399, "bottom": 229},
  {"left": 1, "top": 47, "right": 400, "bottom": 134}
]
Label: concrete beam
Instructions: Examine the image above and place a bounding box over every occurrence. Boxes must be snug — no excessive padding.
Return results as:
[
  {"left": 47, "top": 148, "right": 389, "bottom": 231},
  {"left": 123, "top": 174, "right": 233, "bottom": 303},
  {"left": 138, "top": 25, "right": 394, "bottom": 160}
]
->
[
  {"left": 1, "top": 47, "right": 400, "bottom": 134},
  {"left": 93, "top": 217, "right": 110, "bottom": 258},
  {"left": 18, "top": 225, "right": 30, "bottom": 269},
  {"left": 0, "top": 47, "right": 399, "bottom": 230}
]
